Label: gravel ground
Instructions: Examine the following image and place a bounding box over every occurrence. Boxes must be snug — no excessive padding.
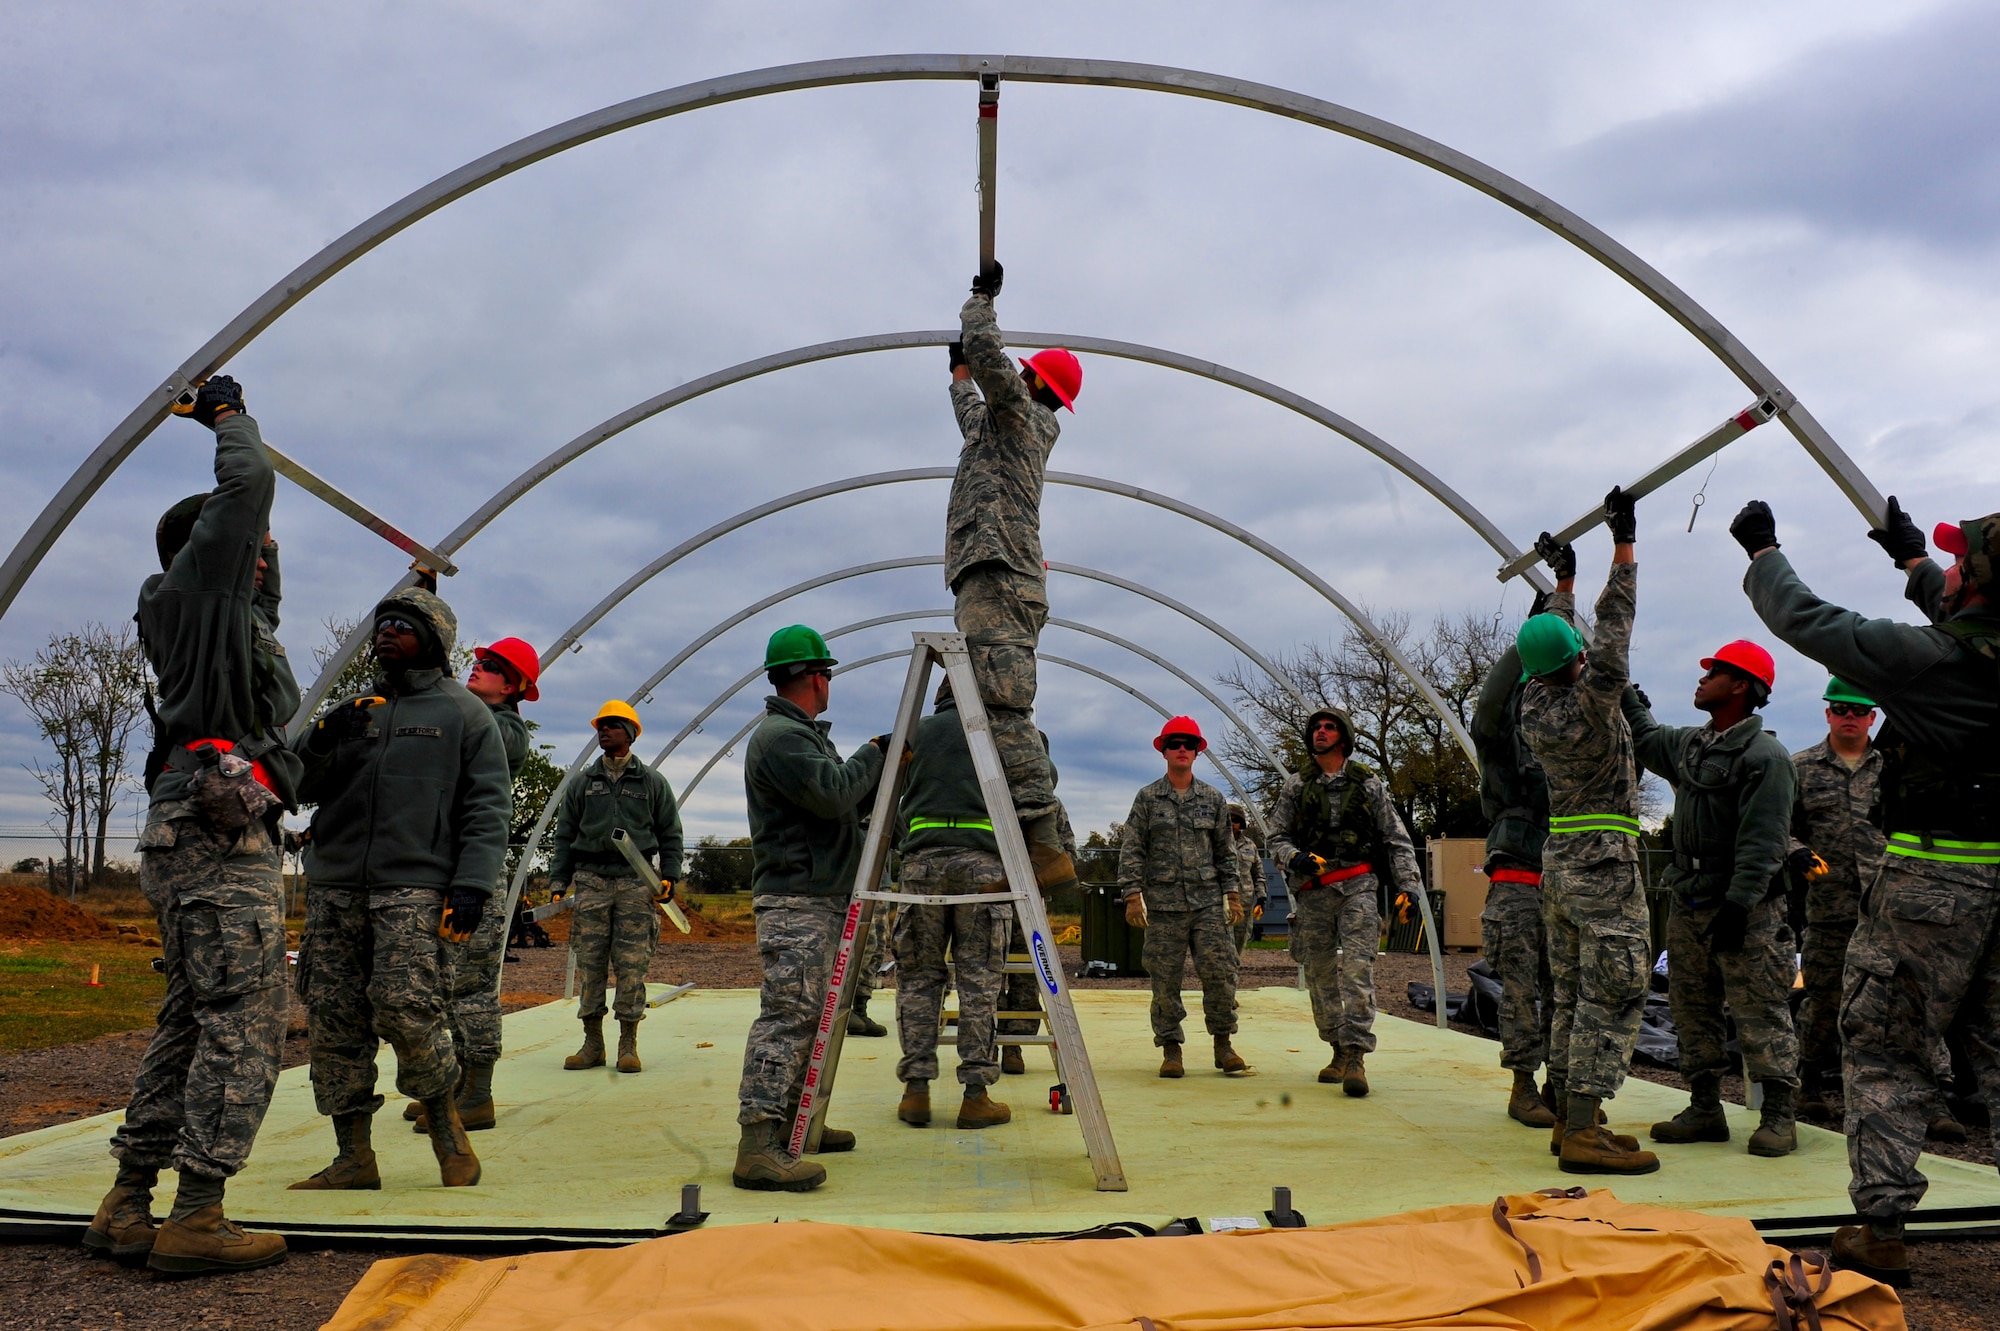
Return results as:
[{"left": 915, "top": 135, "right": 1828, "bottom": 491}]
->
[{"left": 2, "top": 940, "right": 1994, "bottom": 1329}]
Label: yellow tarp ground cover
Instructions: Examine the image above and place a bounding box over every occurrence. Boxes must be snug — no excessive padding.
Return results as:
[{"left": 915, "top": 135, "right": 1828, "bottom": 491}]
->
[{"left": 323, "top": 1188, "right": 1905, "bottom": 1331}]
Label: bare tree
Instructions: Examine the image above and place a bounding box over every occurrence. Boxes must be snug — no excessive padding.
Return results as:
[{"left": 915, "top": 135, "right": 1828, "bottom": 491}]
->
[
  {"left": 311, "top": 616, "right": 385, "bottom": 719},
  {"left": 78, "top": 623, "right": 150, "bottom": 881},
  {"left": 3, "top": 632, "right": 92, "bottom": 898}
]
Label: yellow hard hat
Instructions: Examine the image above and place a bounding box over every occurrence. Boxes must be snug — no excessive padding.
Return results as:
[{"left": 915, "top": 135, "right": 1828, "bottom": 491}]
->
[{"left": 592, "top": 699, "right": 642, "bottom": 738}]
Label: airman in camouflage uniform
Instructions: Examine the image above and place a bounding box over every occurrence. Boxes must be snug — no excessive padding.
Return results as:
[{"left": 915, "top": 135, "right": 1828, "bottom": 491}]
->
[
  {"left": 1267, "top": 708, "right": 1420, "bottom": 1096},
  {"left": 1227, "top": 805, "right": 1263, "bottom": 955},
  {"left": 1119, "top": 718, "right": 1244, "bottom": 1078},
  {"left": 1515, "top": 492, "right": 1660, "bottom": 1175},
  {"left": 92, "top": 382, "right": 298, "bottom": 1273}
]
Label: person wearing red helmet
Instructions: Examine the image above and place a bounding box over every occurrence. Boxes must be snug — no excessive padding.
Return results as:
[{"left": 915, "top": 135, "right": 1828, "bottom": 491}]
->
[
  {"left": 1115, "top": 717, "right": 1248, "bottom": 1079},
  {"left": 946, "top": 260, "right": 1081, "bottom": 897},
  {"left": 1624, "top": 639, "right": 1801, "bottom": 1160}
]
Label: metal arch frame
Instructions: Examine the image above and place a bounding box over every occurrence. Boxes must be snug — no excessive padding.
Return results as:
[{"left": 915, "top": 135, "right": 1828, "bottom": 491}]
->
[{"left": 2, "top": 52, "right": 1883, "bottom": 623}]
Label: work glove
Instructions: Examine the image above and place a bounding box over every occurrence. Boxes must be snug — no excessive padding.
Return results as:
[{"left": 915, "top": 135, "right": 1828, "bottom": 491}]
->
[
  {"left": 171, "top": 375, "right": 245, "bottom": 429},
  {"left": 439, "top": 887, "right": 485, "bottom": 944},
  {"left": 1534, "top": 531, "right": 1576, "bottom": 581},
  {"left": 1528, "top": 588, "right": 1550, "bottom": 618},
  {"left": 315, "top": 696, "right": 381, "bottom": 743},
  {"left": 1707, "top": 901, "right": 1749, "bottom": 955},
  {"left": 1123, "top": 893, "right": 1149, "bottom": 928},
  {"left": 1728, "top": 500, "right": 1779, "bottom": 557},
  {"left": 1604, "top": 485, "right": 1638, "bottom": 544},
  {"left": 1225, "top": 893, "right": 1244, "bottom": 926},
  {"left": 970, "top": 260, "right": 1004, "bottom": 298},
  {"left": 1288, "top": 850, "right": 1328, "bottom": 880},
  {"left": 1629, "top": 684, "right": 1652, "bottom": 711},
  {"left": 947, "top": 341, "right": 967, "bottom": 370},
  {"left": 1252, "top": 902, "right": 1264, "bottom": 920},
  {"left": 1866, "top": 495, "right": 1927, "bottom": 566},
  {"left": 654, "top": 878, "right": 678, "bottom": 905},
  {"left": 1787, "top": 848, "right": 1830, "bottom": 881}
]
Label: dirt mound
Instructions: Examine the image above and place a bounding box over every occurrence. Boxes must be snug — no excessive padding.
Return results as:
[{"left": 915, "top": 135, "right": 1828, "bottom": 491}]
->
[
  {"left": 666, "top": 903, "right": 755, "bottom": 943},
  {"left": 0, "top": 883, "right": 117, "bottom": 940}
]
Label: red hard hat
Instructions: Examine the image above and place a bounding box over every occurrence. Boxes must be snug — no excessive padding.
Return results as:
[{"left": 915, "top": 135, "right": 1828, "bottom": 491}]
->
[
  {"left": 1934, "top": 521, "right": 1969, "bottom": 557},
  {"left": 1700, "top": 639, "right": 1775, "bottom": 691},
  {"left": 1154, "top": 716, "right": 1207, "bottom": 752},
  {"left": 1021, "top": 348, "right": 1082, "bottom": 411},
  {"left": 478, "top": 636, "right": 542, "bottom": 702}
]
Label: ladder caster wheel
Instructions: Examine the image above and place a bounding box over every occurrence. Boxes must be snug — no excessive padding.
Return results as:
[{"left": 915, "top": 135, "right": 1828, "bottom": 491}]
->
[{"left": 1049, "top": 1083, "right": 1072, "bottom": 1115}]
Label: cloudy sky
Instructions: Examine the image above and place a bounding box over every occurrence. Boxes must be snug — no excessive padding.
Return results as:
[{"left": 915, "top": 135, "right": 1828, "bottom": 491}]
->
[{"left": 3, "top": 2, "right": 1995, "bottom": 852}]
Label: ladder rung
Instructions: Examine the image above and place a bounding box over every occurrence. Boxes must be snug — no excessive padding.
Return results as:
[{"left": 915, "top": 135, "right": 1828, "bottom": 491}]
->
[
  {"left": 939, "top": 1033, "right": 1056, "bottom": 1046},
  {"left": 947, "top": 960, "right": 1038, "bottom": 973},
  {"left": 855, "top": 889, "right": 1027, "bottom": 907},
  {"left": 942, "top": 1011, "right": 1046, "bottom": 1022}
]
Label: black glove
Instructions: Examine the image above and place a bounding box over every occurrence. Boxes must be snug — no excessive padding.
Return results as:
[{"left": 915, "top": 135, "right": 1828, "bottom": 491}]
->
[
  {"left": 1630, "top": 684, "right": 1651, "bottom": 710},
  {"left": 1288, "top": 850, "right": 1327, "bottom": 879},
  {"left": 1866, "top": 495, "right": 1927, "bottom": 566},
  {"left": 947, "top": 341, "right": 967, "bottom": 370},
  {"left": 1534, "top": 531, "right": 1576, "bottom": 581},
  {"left": 1786, "top": 847, "right": 1829, "bottom": 880},
  {"left": 1707, "top": 901, "right": 1749, "bottom": 954},
  {"left": 1604, "top": 485, "right": 1638, "bottom": 544},
  {"left": 439, "top": 887, "right": 485, "bottom": 944},
  {"left": 1528, "top": 588, "right": 1550, "bottom": 618},
  {"left": 1728, "top": 500, "right": 1778, "bottom": 557},
  {"left": 870, "top": 733, "right": 894, "bottom": 753},
  {"left": 970, "top": 260, "right": 1004, "bottom": 298},
  {"left": 174, "top": 375, "right": 245, "bottom": 429},
  {"left": 316, "top": 697, "right": 378, "bottom": 743}
]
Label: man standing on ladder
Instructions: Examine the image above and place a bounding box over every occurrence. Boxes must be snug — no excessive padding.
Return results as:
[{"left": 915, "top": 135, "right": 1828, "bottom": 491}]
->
[
  {"left": 1118, "top": 717, "right": 1248, "bottom": 1080},
  {"left": 732, "top": 625, "right": 889, "bottom": 1192},
  {"left": 947, "top": 262, "right": 1082, "bottom": 892},
  {"left": 1266, "top": 707, "right": 1419, "bottom": 1098}
]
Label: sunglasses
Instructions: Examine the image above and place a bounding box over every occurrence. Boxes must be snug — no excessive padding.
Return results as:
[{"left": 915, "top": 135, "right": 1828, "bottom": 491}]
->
[
  {"left": 377, "top": 617, "right": 419, "bottom": 635},
  {"left": 1161, "top": 736, "right": 1201, "bottom": 751},
  {"left": 1827, "top": 702, "right": 1874, "bottom": 718},
  {"left": 1311, "top": 720, "right": 1344, "bottom": 732}
]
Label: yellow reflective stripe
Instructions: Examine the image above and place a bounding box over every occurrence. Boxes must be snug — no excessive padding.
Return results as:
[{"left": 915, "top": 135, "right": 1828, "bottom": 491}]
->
[
  {"left": 1885, "top": 833, "right": 2000, "bottom": 864},
  {"left": 1549, "top": 813, "right": 1641, "bottom": 836},
  {"left": 908, "top": 817, "right": 994, "bottom": 832}
]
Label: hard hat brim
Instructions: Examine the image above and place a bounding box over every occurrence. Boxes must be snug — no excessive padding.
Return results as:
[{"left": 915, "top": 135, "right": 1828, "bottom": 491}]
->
[{"left": 1019, "top": 358, "right": 1076, "bottom": 411}]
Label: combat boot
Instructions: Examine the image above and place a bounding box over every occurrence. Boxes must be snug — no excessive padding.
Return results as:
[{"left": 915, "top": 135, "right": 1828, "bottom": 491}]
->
[
  {"left": 1343, "top": 1051, "right": 1369, "bottom": 1098},
  {"left": 898, "top": 1080, "right": 932, "bottom": 1126},
  {"left": 457, "top": 1060, "right": 496, "bottom": 1130},
  {"left": 1023, "top": 815, "right": 1080, "bottom": 892},
  {"left": 1929, "top": 1099, "right": 1969, "bottom": 1143},
  {"left": 1508, "top": 1071, "right": 1556, "bottom": 1128},
  {"left": 957, "top": 1087, "right": 1012, "bottom": 1129},
  {"left": 1832, "top": 1219, "right": 1910, "bottom": 1289},
  {"left": 1559, "top": 1094, "right": 1661, "bottom": 1176},
  {"left": 1651, "top": 1072, "right": 1731, "bottom": 1143},
  {"left": 809, "top": 1126, "right": 856, "bottom": 1153},
  {"left": 1158, "top": 1043, "right": 1185, "bottom": 1078},
  {"left": 83, "top": 1174, "right": 157, "bottom": 1265},
  {"left": 617, "top": 1020, "right": 643, "bottom": 1073},
  {"left": 401, "top": 1099, "right": 425, "bottom": 1122},
  {"left": 289, "top": 1112, "right": 380, "bottom": 1190},
  {"left": 147, "top": 1205, "right": 287, "bottom": 1274},
  {"left": 1798, "top": 1065, "right": 1834, "bottom": 1122},
  {"left": 1548, "top": 1099, "right": 1639, "bottom": 1156},
  {"left": 1001, "top": 1045, "right": 1026, "bottom": 1075},
  {"left": 1213, "top": 1035, "right": 1250, "bottom": 1076},
  {"left": 847, "top": 998, "right": 887, "bottom": 1037},
  {"left": 1747, "top": 1081, "right": 1798, "bottom": 1157},
  {"left": 565, "top": 1014, "right": 605, "bottom": 1070},
  {"left": 731, "top": 1121, "right": 826, "bottom": 1192},
  {"left": 1317, "top": 1047, "right": 1349, "bottom": 1085},
  {"left": 424, "top": 1093, "right": 481, "bottom": 1186}
]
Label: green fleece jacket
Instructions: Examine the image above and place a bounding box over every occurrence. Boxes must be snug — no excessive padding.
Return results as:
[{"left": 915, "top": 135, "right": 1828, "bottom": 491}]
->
[
  {"left": 897, "top": 698, "right": 997, "bottom": 855},
  {"left": 1625, "top": 698, "right": 1796, "bottom": 909},
  {"left": 744, "top": 696, "right": 885, "bottom": 899},
  {"left": 135, "top": 413, "right": 304, "bottom": 808},
  {"left": 1472, "top": 645, "right": 1548, "bottom": 870},
  {"left": 547, "top": 753, "right": 684, "bottom": 885},
  {"left": 490, "top": 703, "right": 530, "bottom": 781}
]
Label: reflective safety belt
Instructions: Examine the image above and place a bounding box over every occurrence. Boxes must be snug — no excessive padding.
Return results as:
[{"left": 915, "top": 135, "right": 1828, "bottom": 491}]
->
[
  {"left": 1885, "top": 833, "right": 2000, "bottom": 865},
  {"left": 908, "top": 817, "right": 995, "bottom": 833},
  {"left": 1549, "top": 813, "right": 1642, "bottom": 836}
]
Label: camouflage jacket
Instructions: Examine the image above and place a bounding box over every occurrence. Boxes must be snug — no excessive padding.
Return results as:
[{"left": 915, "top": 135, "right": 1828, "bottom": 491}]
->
[
  {"left": 1116, "top": 775, "right": 1238, "bottom": 910},
  {"left": 944, "top": 293, "right": 1060, "bottom": 590},
  {"left": 1788, "top": 738, "right": 1884, "bottom": 924},
  {"left": 1265, "top": 760, "right": 1420, "bottom": 896},
  {"left": 1232, "top": 828, "right": 1266, "bottom": 908},
  {"left": 1519, "top": 560, "right": 1642, "bottom": 871}
]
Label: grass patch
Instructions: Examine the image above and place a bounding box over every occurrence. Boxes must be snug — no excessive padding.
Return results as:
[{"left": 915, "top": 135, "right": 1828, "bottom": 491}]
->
[{"left": 0, "top": 941, "right": 166, "bottom": 1053}]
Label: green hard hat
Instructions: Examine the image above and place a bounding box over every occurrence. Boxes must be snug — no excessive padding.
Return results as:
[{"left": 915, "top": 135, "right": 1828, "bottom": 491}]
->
[
  {"left": 1517, "top": 614, "right": 1585, "bottom": 680},
  {"left": 763, "top": 623, "right": 836, "bottom": 671},
  {"left": 1822, "top": 677, "right": 1876, "bottom": 707}
]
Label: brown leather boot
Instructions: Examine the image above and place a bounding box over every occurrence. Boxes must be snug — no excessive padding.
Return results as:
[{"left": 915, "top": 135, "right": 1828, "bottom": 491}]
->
[
  {"left": 1023, "top": 815, "right": 1080, "bottom": 892},
  {"left": 617, "top": 1020, "right": 642, "bottom": 1073},
  {"left": 1928, "top": 1109, "right": 1969, "bottom": 1143},
  {"left": 1832, "top": 1221, "right": 1910, "bottom": 1288},
  {"left": 1798, "top": 1066, "right": 1835, "bottom": 1123},
  {"left": 289, "top": 1113, "right": 380, "bottom": 1190},
  {"left": 1343, "top": 1051, "right": 1370, "bottom": 1098},
  {"left": 1318, "top": 1047, "right": 1349, "bottom": 1084},
  {"left": 401, "top": 1099, "right": 425, "bottom": 1121},
  {"left": 957, "top": 1088, "right": 1012, "bottom": 1129},
  {"left": 147, "top": 1205, "right": 287, "bottom": 1274},
  {"left": 1159, "top": 1043, "right": 1185, "bottom": 1078},
  {"left": 1213, "top": 1035, "right": 1250, "bottom": 1076},
  {"left": 1508, "top": 1071, "right": 1556, "bottom": 1128},
  {"left": 1001, "top": 1045, "right": 1025, "bottom": 1075},
  {"left": 846, "top": 998, "right": 887, "bottom": 1037},
  {"left": 82, "top": 1182, "right": 157, "bottom": 1264},
  {"left": 809, "top": 1126, "right": 855, "bottom": 1153},
  {"left": 1651, "top": 1072, "right": 1730, "bottom": 1143},
  {"left": 424, "top": 1094, "right": 481, "bottom": 1187},
  {"left": 1747, "top": 1082, "right": 1798, "bottom": 1157},
  {"left": 898, "top": 1081, "right": 932, "bottom": 1126},
  {"left": 732, "top": 1121, "right": 826, "bottom": 1192},
  {"left": 565, "top": 1015, "right": 605, "bottom": 1070},
  {"left": 1559, "top": 1094, "right": 1660, "bottom": 1175},
  {"left": 1549, "top": 1101, "right": 1639, "bottom": 1156},
  {"left": 457, "top": 1060, "right": 496, "bottom": 1130}
]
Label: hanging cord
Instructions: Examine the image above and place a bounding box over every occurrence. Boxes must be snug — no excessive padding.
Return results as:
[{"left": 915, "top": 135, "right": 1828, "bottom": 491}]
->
[{"left": 1687, "top": 453, "right": 1722, "bottom": 532}]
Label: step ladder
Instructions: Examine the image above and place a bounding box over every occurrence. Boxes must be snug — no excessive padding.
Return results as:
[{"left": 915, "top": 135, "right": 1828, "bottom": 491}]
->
[{"left": 788, "top": 631, "right": 1127, "bottom": 1190}]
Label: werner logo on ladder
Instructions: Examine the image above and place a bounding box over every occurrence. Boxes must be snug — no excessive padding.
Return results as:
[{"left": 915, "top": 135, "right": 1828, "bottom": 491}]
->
[{"left": 789, "top": 632, "right": 1127, "bottom": 1191}]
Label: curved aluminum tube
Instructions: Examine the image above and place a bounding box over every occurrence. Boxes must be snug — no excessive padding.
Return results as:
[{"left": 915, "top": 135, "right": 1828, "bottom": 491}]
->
[{"left": 2, "top": 53, "right": 1879, "bottom": 622}]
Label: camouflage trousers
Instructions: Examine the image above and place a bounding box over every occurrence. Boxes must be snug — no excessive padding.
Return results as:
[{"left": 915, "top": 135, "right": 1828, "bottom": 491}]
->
[
  {"left": 111, "top": 808, "right": 287, "bottom": 1180},
  {"left": 1542, "top": 857, "right": 1649, "bottom": 1100},
  {"left": 570, "top": 869, "right": 659, "bottom": 1023},
  {"left": 1840, "top": 856, "right": 2000, "bottom": 1220},
  {"left": 1289, "top": 880, "right": 1379, "bottom": 1052},
  {"left": 893, "top": 847, "right": 1011, "bottom": 1087},
  {"left": 1799, "top": 914, "right": 1856, "bottom": 1078},
  {"left": 736, "top": 896, "right": 845, "bottom": 1128},
  {"left": 953, "top": 562, "right": 1056, "bottom": 823},
  {"left": 1666, "top": 897, "right": 1800, "bottom": 1087},
  {"left": 851, "top": 903, "right": 891, "bottom": 1007},
  {"left": 298, "top": 885, "right": 457, "bottom": 1116},
  {"left": 1000, "top": 915, "right": 1043, "bottom": 1040},
  {"left": 1144, "top": 901, "right": 1240, "bottom": 1047},
  {"left": 1480, "top": 878, "right": 1553, "bottom": 1074},
  {"left": 441, "top": 892, "right": 507, "bottom": 1065}
]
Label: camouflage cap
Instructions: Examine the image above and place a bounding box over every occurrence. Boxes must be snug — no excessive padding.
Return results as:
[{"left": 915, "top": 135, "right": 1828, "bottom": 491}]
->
[
  {"left": 374, "top": 587, "right": 459, "bottom": 665},
  {"left": 1303, "top": 707, "right": 1354, "bottom": 754},
  {"left": 1939, "top": 512, "right": 2000, "bottom": 590}
]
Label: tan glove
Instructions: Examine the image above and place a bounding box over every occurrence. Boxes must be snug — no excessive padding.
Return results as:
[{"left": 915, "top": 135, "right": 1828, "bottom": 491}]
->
[
  {"left": 1225, "top": 893, "right": 1244, "bottom": 926},
  {"left": 1123, "top": 893, "right": 1149, "bottom": 928}
]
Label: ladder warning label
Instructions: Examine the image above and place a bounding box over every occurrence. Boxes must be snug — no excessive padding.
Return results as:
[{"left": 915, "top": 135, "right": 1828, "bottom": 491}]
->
[{"left": 1031, "top": 929, "right": 1058, "bottom": 995}]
